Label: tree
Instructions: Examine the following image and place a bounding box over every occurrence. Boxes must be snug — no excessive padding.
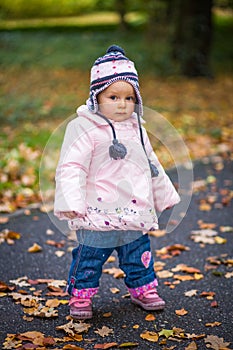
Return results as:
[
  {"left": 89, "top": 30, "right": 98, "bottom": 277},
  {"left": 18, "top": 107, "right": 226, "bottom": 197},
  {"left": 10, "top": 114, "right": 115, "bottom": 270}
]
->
[{"left": 172, "top": 0, "right": 213, "bottom": 77}]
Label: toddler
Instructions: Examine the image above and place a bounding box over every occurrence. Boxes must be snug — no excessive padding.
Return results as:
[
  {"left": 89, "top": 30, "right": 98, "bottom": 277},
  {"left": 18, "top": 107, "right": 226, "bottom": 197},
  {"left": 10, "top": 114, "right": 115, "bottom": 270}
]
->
[{"left": 54, "top": 45, "right": 180, "bottom": 319}]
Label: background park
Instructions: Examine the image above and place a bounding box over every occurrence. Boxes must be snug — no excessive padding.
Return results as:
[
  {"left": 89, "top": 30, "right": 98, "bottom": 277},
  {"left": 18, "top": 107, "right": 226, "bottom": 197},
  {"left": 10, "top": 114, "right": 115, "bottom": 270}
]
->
[
  {"left": 0, "top": 1, "right": 233, "bottom": 350},
  {"left": 0, "top": 0, "right": 232, "bottom": 212}
]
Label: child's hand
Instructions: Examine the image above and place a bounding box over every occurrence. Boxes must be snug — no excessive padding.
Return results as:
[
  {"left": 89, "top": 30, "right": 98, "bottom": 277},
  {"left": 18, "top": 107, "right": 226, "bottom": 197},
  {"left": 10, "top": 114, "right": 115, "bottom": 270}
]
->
[{"left": 61, "top": 211, "right": 83, "bottom": 219}]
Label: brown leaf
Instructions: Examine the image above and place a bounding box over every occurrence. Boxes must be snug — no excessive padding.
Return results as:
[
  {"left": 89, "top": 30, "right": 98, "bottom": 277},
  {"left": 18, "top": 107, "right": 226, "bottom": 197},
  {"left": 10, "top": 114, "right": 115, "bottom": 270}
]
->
[
  {"left": 63, "top": 345, "right": 85, "bottom": 350},
  {"left": 45, "top": 298, "right": 60, "bottom": 308},
  {"left": 185, "top": 341, "right": 197, "bottom": 350},
  {"left": 102, "top": 267, "right": 125, "bottom": 278},
  {"left": 0, "top": 216, "right": 9, "bottom": 224},
  {"left": 173, "top": 274, "right": 194, "bottom": 281},
  {"left": 210, "top": 301, "right": 218, "bottom": 308},
  {"left": 175, "top": 308, "right": 188, "bottom": 316},
  {"left": 205, "top": 322, "right": 221, "bottom": 327},
  {"left": 94, "top": 326, "right": 114, "bottom": 337},
  {"left": 56, "top": 320, "right": 91, "bottom": 336},
  {"left": 204, "top": 335, "right": 231, "bottom": 350},
  {"left": 94, "top": 343, "right": 118, "bottom": 349}
]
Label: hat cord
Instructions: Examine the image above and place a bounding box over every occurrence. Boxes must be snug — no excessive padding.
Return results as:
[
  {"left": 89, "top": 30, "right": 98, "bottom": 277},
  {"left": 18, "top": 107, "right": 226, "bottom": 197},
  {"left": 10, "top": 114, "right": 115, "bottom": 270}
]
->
[
  {"left": 96, "top": 112, "right": 127, "bottom": 160},
  {"left": 96, "top": 111, "right": 159, "bottom": 177},
  {"left": 137, "top": 114, "right": 159, "bottom": 178}
]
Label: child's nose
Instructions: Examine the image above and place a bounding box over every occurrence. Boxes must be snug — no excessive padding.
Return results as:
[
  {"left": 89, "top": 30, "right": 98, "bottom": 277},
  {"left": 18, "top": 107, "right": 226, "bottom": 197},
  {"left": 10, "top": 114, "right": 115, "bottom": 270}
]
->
[{"left": 118, "top": 99, "right": 126, "bottom": 108}]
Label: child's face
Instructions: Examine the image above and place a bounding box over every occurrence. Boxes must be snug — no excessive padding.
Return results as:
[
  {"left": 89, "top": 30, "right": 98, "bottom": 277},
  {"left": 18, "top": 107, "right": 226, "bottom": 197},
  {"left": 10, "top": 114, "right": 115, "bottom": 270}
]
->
[{"left": 97, "top": 81, "right": 136, "bottom": 122}]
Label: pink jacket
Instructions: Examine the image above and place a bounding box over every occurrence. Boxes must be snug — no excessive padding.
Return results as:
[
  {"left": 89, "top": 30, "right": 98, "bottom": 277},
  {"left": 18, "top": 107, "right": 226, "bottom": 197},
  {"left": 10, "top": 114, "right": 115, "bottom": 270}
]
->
[{"left": 54, "top": 105, "right": 180, "bottom": 232}]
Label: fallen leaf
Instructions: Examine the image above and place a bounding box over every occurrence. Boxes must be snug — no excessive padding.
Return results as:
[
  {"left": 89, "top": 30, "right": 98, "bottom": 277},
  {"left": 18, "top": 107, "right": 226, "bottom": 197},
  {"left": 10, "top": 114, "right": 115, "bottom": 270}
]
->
[
  {"left": 191, "top": 229, "right": 217, "bottom": 242},
  {"left": 106, "top": 255, "right": 116, "bottom": 263},
  {"left": 110, "top": 287, "right": 120, "bottom": 294},
  {"left": 140, "top": 331, "right": 158, "bottom": 342},
  {"left": 157, "top": 270, "right": 174, "bottom": 278},
  {"left": 0, "top": 217, "right": 9, "bottom": 224},
  {"left": 211, "top": 301, "right": 218, "bottom": 308},
  {"left": 204, "top": 334, "right": 231, "bottom": 349},
  {"left": 200, "top": 291, "right": 216, "bottom": 298},
  {"left": 220, "top": 226, "right": 233, "bottom": 232},
  {"left": 225, "top": 271, "right": 233, "bottom": 278},
  {"left": 185, "top": 341, "right": 197, "bottom": 350},
  {"left": 56, "top": 320, "right": 91, "bottom": 336},
  {"left": 199, "top": 201, "right": 212, "bottom": 211},
  {"left": 158, "top": 329, "right": 174, "bottom": 338},
  {"left": 173, "top": 274, "right": 194, "bottom": 281},
  {"left": 149, "top": 229, "right": 166, "bottom": 237},
  {"left": 94, "top": 343, "right": 118, "bottom": 349},
  {"left": 94, "top": 326, "right": 114, "bottom": 337},
  {"left": 172, "top": 264, "right": 201, "bottom": 274},
  {"left": 205, "top": 322, "right": 221, "bottom": 327},
  {"left": 55, "top": 250, "right": 65, "bottom": 257},
  {"left": 102, "top": 267, "right": 125, "bottom": 278},
  {"left": 118, "top": 342, "right": 139, "bottom": 348},
  {"left": 63, "top": 345, "right": 85, "bottom": 350},
  {"left": 184, "top": 290, "right": 198, "bottom": 297},
  {"left": 28, "top": 243, "right": 42, "bottom": 253},
  {"left": 214, "top": 236, "right": 227, "bottom": 244},
  {"left": 145, "top": 314, "right": 156, "bottom": 321},
  {"left": 175, "top": 308, "right": 188, "bottom": 316},
  {"left": 45, "top": 298, "right": 60, "bottom": 308}
]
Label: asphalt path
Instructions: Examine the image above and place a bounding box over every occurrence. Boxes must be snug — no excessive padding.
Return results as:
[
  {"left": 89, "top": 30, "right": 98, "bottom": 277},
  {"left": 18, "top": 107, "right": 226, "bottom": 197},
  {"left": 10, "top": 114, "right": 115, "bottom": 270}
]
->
[{"left": 0, "top": 155, "right": 232, "bottom": 349}]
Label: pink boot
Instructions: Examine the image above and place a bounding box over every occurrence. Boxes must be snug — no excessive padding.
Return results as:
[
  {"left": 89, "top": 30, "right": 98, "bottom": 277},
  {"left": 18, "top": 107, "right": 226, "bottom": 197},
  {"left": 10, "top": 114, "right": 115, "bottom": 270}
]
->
[
  {"left": 69, "top": 296, "right": 92, "bottom": 319},
  {"left": 130, "top": 288, "right": 165, "bottom": 311}
]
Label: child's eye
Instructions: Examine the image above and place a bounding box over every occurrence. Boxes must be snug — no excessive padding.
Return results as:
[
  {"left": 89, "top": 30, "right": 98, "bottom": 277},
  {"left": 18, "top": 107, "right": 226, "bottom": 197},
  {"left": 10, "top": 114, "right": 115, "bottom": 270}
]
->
[
  {"left": 126, "top": 96, "right": 135, "bottom": 101},
  {"left": 110, "top": 95, "right": 117, "bottom": 100}
]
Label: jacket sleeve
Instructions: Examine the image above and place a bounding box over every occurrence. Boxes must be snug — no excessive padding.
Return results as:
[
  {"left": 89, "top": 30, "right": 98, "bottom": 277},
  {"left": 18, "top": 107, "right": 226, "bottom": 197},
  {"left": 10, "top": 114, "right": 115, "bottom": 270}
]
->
[
  {"left": 54, "top": 118, "right": 93, "bottom": 219},
  {"left": 143, "top": 127, "right": 180, "bottom": 213}
]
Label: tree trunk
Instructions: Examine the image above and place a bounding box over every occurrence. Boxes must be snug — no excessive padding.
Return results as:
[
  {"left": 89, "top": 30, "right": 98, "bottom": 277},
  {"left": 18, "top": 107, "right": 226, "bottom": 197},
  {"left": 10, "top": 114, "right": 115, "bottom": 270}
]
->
[
  {"left": 172, "top": 0, "right": 213, "bottom": 77},
  {"left": 115, "top": 0, "right": 129, "bottom": 31}
]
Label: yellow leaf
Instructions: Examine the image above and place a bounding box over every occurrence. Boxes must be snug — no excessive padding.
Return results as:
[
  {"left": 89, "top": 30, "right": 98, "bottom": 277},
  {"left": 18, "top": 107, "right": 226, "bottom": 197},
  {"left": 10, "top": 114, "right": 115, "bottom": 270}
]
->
[
  {"left": 158, "top": 329, "right": 174, "bottom": 338},
  {"left": 194, "top": 273, "right": 204, "bottom": 280},
  {"left": 199, "top": 202, "right": 211, "bottom": 211},
  {"left": 140, "top": 331, "right": 158, "bottom": 342},
  {"left": 118, "top": 342, "right": 139, "bottom": 348},
  {"left": 214, "top": 236, "right": 227, "bottom": 244},
  {"left": 28, "top": 243, "right": 42, "bottom": 253}
]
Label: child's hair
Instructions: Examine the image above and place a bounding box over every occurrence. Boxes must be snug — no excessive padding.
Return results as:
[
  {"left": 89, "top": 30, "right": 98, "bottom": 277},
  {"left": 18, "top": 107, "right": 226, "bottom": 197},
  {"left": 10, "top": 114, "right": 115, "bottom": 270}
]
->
[{"left": 86, "top": 45, "right": 143, "bottom": 116}]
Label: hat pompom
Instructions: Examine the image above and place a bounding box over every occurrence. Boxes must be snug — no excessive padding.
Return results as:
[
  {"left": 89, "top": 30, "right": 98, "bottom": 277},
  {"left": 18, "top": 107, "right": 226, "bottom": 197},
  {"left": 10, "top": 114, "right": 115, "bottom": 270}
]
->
[
  {"left": 109, "top": 139, "right": 127, "bottom": 159},
  {"left": 106, "top": 45, "right": 125, "bottom": 55}
]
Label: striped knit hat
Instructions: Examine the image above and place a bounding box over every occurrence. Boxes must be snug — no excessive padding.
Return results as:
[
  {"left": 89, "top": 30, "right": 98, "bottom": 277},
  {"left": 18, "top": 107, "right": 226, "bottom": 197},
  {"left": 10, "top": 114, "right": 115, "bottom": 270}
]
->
[{"left": 86, "top": 45, "right": 143, "bottom": 116}]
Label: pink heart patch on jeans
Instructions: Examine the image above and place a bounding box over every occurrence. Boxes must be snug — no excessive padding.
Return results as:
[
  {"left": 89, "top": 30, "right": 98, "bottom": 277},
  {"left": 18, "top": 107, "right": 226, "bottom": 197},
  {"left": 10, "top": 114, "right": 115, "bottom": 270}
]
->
[{"left": 141, "top": 251, "right": 151, "bottom": 268}]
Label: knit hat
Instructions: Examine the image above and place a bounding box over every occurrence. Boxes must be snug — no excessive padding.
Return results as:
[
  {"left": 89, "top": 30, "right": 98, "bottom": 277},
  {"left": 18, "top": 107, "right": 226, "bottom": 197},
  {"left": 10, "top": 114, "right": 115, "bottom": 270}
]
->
[{"left": 86, "top": 45, "right": 143, "bottom": 116}]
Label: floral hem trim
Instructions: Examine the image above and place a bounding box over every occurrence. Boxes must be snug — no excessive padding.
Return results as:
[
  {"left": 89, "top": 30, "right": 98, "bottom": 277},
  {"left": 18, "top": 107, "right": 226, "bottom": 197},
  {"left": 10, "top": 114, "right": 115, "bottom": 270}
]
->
[
  {"left": 71, "top": 287, "right": 99, "bottom": 299},
  {"left": 128, "top": 279, "right": 158, "bottom": 297}
]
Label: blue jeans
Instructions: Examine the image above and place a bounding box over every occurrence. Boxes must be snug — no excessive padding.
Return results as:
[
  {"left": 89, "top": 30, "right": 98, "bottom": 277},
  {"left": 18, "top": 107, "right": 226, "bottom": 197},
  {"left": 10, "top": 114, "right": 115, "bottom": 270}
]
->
[{"left": 67, "top": 229, "right": 157, "bottom": 294}]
